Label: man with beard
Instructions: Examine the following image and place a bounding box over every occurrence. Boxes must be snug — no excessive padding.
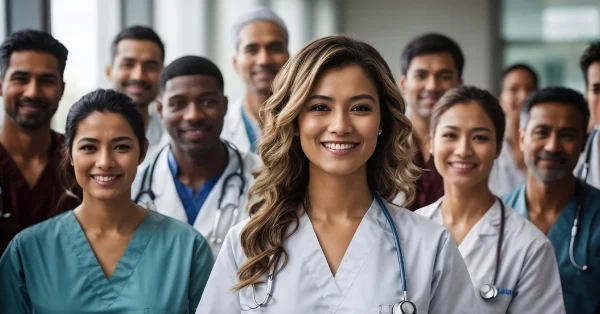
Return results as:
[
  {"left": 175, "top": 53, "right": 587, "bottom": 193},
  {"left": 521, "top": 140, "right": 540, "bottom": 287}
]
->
[
  {"left": 0, "top": 30, "right": 79, "bottom": 254},
  {"left": 105, "top": 26, "right": 168, "bottom": 167},
  {"left": 398, "top": 33, "right": 464, "bottom": 210},
  {"left": 504, "top": 87, "right": 600, "bottom": 314},
  {"left": 221, "top": 7, "right": 289, "bottom": 153}
]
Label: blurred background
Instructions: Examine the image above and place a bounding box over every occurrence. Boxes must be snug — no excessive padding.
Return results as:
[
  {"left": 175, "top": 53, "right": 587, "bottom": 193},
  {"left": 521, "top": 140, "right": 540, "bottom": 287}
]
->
[{"left": 0, "top": 0, "right": 598, "bottom": 132}]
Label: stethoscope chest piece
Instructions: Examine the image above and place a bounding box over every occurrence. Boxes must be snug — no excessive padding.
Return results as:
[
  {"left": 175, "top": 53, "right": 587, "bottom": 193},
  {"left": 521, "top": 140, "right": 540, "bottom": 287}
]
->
[
  {"left": 479, "top": 284, "right": 498, "bottom": 300},
  {"left": 393, "top": 300, "right": 417, "bottom": 314}
]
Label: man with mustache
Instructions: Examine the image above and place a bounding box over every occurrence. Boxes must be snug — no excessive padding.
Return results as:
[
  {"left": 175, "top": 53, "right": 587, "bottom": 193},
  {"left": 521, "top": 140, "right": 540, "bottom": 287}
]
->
[
  {"left": 398, "top": 33, "right": 464, "bottom": 210},
  {"left": 504, "top": 87, "right": 600, "bottom": 314},
  {"left": 105, "top": 26, "right": 168, "bottom": 167},
  {"left": 221, "top": 7, "right": 289, "bottom": 153},
  {"left": 0, "top": 30, "right": 79, "bottom": 254}
]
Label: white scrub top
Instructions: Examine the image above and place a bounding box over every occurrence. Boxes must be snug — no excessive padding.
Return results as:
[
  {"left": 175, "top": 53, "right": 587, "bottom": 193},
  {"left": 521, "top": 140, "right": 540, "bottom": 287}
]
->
[
  {"left": 197, "top": 199, "right": 479, "bottom": 313},
  {"left": 131, "top": 141, "right": 261, "bottom": 258},
  {"left": 416, "top": 197, "right": 566, "bottom": 314},
  {"left": 489, "top": 139, "right": 526, "bottom": 198},
  {"left": 221, "top": 97, "right": 260, "bottom": 153},
  {"left": 575, "top": 126, "right": 600, "bottom": 190}
]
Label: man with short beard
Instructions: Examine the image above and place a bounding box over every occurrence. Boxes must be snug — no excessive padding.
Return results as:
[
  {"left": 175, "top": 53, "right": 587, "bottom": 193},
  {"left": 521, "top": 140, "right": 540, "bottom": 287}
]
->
[
  {"left": 0, "top": 30, "right": 79, "bottom": 254},
  {"left": 504, "top": 87, "right": 600, "bottom": 314}
]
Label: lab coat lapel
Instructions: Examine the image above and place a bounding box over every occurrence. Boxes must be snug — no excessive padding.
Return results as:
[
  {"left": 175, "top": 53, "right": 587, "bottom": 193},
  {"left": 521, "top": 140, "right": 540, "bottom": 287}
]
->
[
  {"left": 223, "top": 98, "right": 250, "bottom": 153},
  {"left": 152, "top": 149, "right": 187, "bottom": 223},
  {"left": 296, "top": 199, "right": 384, "bottom": 313}
]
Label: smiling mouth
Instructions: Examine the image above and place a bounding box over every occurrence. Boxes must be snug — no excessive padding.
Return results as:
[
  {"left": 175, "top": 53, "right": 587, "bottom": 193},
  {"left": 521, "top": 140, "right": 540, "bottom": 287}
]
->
[
  {"left": 449, "top": 162, "right": 476, "bottom": 169},
  {"left": 322, "top": 142, "right": 359, "bottom": 150},
  {"left": 91, "top": 175, "right": 121, "bottom": 182}
]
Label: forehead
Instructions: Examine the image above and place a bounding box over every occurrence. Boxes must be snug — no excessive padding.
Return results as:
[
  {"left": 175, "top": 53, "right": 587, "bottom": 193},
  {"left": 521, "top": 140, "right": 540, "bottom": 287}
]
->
[
  {"left": 527, "top": 102, "right": 583, "bottom": 127},
  {"left": 75, "top": 112, "right": 135, "bottom": 139},
  {"left": 238, "top": 21, "right": 286, "bottom": 46},
  {"left": 5, "top": 50, "right": 60, "bottom": 76},
  {"left": 587, "top": 62, "right": 600, "bottom": 83},
  {"left": 407, "top": 52, "right": 457, "bottom": 73},
  {"left": 164, "top": 75, "right": 221, "bottom": 95},
  {"left": 503, "top": 69, "right": 535, "bottom": 85},
  {"left": 311, "top": 65, "right": 378, "bottom": 99},
  {"left": 114, "top": 39, "right": 162, "bottom": 62},
  {"left": 437, "top": 102, "right": 494, "bottom": 130}
]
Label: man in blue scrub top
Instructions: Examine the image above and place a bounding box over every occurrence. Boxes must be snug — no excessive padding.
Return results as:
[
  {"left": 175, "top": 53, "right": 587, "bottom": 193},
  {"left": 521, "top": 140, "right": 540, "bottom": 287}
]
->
[{"left": 504, "top": 87, "right": 600, "bottom": 314}]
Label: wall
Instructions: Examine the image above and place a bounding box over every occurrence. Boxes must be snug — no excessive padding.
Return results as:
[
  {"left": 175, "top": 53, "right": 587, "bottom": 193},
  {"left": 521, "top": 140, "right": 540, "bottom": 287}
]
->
[{"left": 340, "top": 0, "right": 500, "bottom": 91}]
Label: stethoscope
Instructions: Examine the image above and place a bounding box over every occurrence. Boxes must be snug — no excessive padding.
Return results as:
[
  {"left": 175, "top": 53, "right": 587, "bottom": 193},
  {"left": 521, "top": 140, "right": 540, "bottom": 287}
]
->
[
  {"left": 579, "top": 127, "right": 597, "bottom": 184},
  {"left": 0, "top": 186, "right": 11, "bottom": 220},
  {"left": 246, "top": 195, "right": 417, "bottom": 314},
  {"left": 133, "top": 140, "right": 247, "bottom": 245},
  {"left": 479, "top": 198, "right": 506, "bottom": 300}
]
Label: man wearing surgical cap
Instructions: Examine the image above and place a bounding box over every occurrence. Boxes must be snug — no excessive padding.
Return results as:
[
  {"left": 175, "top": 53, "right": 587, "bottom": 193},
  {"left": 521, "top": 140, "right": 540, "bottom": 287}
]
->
[
  {"left": 131, "top": 55, "right": 261, "bottom": 257},
  {"left": 221, "top": 6, "right": 290, "bottom": 153}
]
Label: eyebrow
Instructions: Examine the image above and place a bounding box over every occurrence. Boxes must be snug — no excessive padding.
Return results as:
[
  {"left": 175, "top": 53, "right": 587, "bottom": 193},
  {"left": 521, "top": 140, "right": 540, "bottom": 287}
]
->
[
  {"left": 121, "top": 57, "right": 161, "bottom": 65},
  {"left": 10, "top": 70, "right": 58, "bottom": 79},
  {"left": 78, "top": 136, "right": 134, "bottom": 143},
  {"left": 306, "top": 94, "right": 376, "bottom": 103},
  {"left": 441, "top": 125, "right": 493, "bottom": 133}
]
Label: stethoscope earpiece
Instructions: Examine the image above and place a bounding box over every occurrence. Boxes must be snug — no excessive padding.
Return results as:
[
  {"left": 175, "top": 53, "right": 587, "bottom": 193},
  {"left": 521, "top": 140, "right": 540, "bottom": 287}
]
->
[{"left": 479, "top": 283, "right": 499, "bottom": 300}]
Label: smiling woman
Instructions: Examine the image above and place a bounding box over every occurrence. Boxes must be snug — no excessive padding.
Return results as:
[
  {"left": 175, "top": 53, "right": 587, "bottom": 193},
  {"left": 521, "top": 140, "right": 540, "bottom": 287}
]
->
[{"left": 0, "top": 89, "right": 214, "bottom": 314}]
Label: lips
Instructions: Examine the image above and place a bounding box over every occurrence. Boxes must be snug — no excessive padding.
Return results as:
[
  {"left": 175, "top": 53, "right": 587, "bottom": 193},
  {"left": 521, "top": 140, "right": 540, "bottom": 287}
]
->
[
  {"left": 322, "top": 142, "right": 358, "bottom": 150},
  {"left": 91, "top": 174, "right": 122, "bottom": 187}
]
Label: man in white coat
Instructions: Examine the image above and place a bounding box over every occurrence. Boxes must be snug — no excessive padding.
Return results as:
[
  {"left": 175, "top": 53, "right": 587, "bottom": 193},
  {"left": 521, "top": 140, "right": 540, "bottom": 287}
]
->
[
  {"left": 221, "top": 7, "right": 290, "bottom": 153},
  {"left": 132, "top": 56, "right": 261, "bottom": 258}
]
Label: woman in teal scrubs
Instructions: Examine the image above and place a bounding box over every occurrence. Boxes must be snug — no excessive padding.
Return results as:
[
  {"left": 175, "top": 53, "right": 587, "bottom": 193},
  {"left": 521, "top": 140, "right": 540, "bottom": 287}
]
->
[{"left": 0, "top": 89, "right": 214, "bottom": 314}]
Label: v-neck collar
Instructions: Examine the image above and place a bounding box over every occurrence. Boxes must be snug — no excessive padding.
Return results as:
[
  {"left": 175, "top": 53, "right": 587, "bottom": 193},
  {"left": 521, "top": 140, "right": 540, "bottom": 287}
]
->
[
  {"left": 514, "top": 186, "right": 577, "bottom": 237},
  {"left": 297, "top": 198, "right": 385, "bottom": 313},
  {"left": 60, "top": 210, "right": 162, "bottom": 307}
]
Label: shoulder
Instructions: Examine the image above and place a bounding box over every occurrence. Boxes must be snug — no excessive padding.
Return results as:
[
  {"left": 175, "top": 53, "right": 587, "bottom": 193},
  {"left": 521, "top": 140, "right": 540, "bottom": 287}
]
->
[
  {"left": 503, "top": 206, "right": 550, "bottom": 250},
  {"left": 414, "top": 198, "right": 442, "bottom": 218},
  {"left": 387, "top": 202, "right": 452, "bottom": 249},
  {"left": 150, "top": 211, "right": 205, "bottom": 241},
  {"left": 239, "top": 149, "right": 262, "bottom": 170},
  {"left": 13, "top": 211, "right": 72, "bottom": 246},
  {"left": 502, "top": 185, "right": 526, "bottom": 204}
]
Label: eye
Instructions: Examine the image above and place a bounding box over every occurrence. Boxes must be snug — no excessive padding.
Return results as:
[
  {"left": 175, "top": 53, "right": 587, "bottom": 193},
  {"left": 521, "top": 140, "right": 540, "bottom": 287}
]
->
[
  {"left": 473, "top": 135, "right": 489, "bottom": 141},
  {"left": 309, "top": 104, "right": 329, "bottom": 112},
  {"left": 351, "top": 105, "right": 372, "bottom": 112},
  {"left": 441, "top": 132, "right": 457, "bottom": 139},
  {"left": 79, "top": 145, "right": 96, "bottom": 152},
  {"left": 200, "top": 99, "right": 219, "bottom": 107},
  {"left": 115, "top": 144, "right": 131, "bottom": 152}
]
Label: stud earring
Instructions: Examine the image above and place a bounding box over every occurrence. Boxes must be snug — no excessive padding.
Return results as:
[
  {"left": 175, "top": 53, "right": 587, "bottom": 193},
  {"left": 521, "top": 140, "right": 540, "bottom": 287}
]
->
[{"left": 378, "top": 130, "right": 382, "bottom": 135}]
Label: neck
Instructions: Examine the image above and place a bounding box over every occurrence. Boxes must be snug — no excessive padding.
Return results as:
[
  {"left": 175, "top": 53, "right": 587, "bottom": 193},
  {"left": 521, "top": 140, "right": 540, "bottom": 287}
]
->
[
  {"left": 441, "top": 180, "right": 495, "bottom": 224},
  {"left": 525, "top": 174, "right": 575, "bottom": 215},
  {"left": 243, "top": 90, "right": 268, "bottom": 122},
  {"left": 138, "top": 103, "right": 151, "bottom": 132},
  {"left": 306, "top": 166, "right": 373, "bottom": 221},
  {"left": 171, "top": 142, "right": 229, "bottom": 189},
  {"left": 74, "top": 193, "right": 145, "bottom": 232},
  {"left": 0, "top": 118, "right": 52, "bottom": 159},
  {"left": 409, "top": 114, "right": 430, "bottom": 159}
]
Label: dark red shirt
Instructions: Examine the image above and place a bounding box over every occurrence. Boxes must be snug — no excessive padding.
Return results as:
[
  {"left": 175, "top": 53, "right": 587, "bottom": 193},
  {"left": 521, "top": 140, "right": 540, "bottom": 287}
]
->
[
  {"left": 406, "top": 147, "right": 444, "bottom": 211},
  {"left": 0, "top": 131, "right": 80, "bottom": 255}
]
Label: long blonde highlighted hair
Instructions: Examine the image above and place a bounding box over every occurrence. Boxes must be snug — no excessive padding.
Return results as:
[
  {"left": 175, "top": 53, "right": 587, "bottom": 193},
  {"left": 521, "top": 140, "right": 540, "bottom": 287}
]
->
[{"left": 234, "top": 35, "right": 420, "bottom": 290}]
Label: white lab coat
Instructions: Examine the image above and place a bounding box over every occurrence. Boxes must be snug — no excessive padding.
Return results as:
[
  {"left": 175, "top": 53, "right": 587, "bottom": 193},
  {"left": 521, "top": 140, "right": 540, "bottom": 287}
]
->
[
  {"left": 131, "top": 141, "right": 261, "bottom": 258},
  {"left": 139, "top": 112, "right": 171, "bottom": 172},
  {"left": 489, "top": 139, "right": 526, "bottom": 198},
  {"left": 575, "top": 126, "right": 600, "bottom": 190},
  {"left": 221, "top": 97, "right": 258, "bottom": 153},
  {"left": 416, "top": 198, "right": 566, "bottom": 314},
  {"left": 197, "top": 200, "right": 479, "bottom": 313}
]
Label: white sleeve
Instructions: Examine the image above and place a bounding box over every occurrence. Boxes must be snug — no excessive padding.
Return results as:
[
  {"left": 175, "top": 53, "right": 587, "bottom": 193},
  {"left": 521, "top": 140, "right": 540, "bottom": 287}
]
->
[
  {"left": 506, "top": 240, "right": 566, "bottom": 314},
  {"left": 196, "top": 228, "right": 242, "bottom": 313},
  {"left": 429, "top": 232, "right": 480, "bottom": 314}
]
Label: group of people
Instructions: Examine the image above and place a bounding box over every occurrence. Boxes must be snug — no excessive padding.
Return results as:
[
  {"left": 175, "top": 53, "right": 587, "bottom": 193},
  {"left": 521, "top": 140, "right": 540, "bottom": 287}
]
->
[{"left": 0, "top": 6, "right": 599, "bottom": 314}]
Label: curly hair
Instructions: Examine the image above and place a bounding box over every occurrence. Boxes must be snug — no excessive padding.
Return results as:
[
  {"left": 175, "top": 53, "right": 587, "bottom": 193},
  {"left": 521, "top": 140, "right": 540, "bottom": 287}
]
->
[{"left": 233, "top": 35, "right": 420, "bottom": 290}]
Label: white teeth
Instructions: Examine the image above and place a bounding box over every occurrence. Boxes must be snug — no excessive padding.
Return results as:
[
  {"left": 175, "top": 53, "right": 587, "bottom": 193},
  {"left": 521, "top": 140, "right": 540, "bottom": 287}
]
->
[
  {"left": 452, "top": 163, "right": 475, "bottom": 169},
  {"left": 323, "top": 143, "right": 357, "bottom": 150},
  {"left": 93, "top": 175, "right": 118, "bottom": 182}
]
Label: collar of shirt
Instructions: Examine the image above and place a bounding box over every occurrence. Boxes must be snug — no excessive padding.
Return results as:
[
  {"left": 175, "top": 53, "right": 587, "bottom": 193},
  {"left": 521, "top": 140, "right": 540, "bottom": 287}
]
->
[{"left": 167, "top": 149, "right": 225, "bottom": 225}]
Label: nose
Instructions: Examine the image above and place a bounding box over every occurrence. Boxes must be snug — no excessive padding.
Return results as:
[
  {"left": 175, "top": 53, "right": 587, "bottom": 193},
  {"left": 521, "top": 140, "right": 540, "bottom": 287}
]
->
[
  {"left": 256, "top": 48, "right": 274, "bottom": 66},
  {"left": 543, "top": 132, "right": 560, "bottom": 152},
  {"left": 131, "top": 64, "right": 144, "bottom": 80},
  {"left": 454, "top": 136, "right": 473, "bottom": 158},
  {"left": 328, "top": 110, "right": 353, "bottom": 135},
  {"left": 23, "top": 80, "right": 41, "bottom": 99},
  {"left": 183, "top": 102, "right": 206, "bottom": 122},
  {"left": 424, "top": 75, "right": 440, "bottom": 92},
  {"left": 96, "top": 147, "right": 115, "bottom": 169}
]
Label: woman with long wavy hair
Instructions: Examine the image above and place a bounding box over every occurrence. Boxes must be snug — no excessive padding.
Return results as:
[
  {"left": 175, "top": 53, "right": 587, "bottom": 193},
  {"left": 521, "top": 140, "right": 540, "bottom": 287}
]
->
[{"left": 197, "top": 35, "right": 478, "bottom": 313}]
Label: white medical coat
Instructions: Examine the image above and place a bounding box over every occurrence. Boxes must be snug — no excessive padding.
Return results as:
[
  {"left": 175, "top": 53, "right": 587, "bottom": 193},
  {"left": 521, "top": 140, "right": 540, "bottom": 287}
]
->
[
  {"left": 417, "top": 198, "right": 566, "bottom": 314},
  {"left": 221, "top": 98, "right": 259, "bottom": 153},
  {"left": 489, "top": 139, "right": 526, "bottom": 198},
  {"left": 131, "top": 141, "right": 261, "bottom": 258},
  {"left": 196, "top": 200, "right": 479, "bottom": 313},
  {"left": 575, "top": 126, "right": 600, "bottom": 190}
]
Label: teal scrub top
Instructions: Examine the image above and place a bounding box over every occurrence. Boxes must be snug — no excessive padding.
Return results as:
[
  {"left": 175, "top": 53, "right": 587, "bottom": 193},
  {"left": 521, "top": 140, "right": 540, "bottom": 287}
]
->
[
  {"left": 504, "top": 183, "right": 600, "bottom": 314},
  {"left": 0, "top": 210, "right": 214, "bottom": 314}
]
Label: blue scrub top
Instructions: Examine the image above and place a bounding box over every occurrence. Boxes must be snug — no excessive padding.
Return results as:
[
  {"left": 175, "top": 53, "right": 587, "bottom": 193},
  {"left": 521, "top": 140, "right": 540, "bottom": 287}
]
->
[
  {"left": 504, "top": 182, "right": 600, "bottom": 314},
  {"left": 168, "top": 150, "right": 224, "bottom": 225}
]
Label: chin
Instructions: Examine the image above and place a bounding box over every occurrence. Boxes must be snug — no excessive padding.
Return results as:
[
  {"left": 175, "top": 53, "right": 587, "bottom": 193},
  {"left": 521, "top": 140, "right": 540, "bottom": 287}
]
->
[{"left": 313, "top": 162, "right": 366, "bottom": 177}]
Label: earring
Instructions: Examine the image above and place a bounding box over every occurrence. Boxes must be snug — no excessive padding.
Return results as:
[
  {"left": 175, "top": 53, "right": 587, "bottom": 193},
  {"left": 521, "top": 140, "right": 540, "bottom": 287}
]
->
[{"left": 378, "top": 130, "right": 382, "bottom": 135}]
